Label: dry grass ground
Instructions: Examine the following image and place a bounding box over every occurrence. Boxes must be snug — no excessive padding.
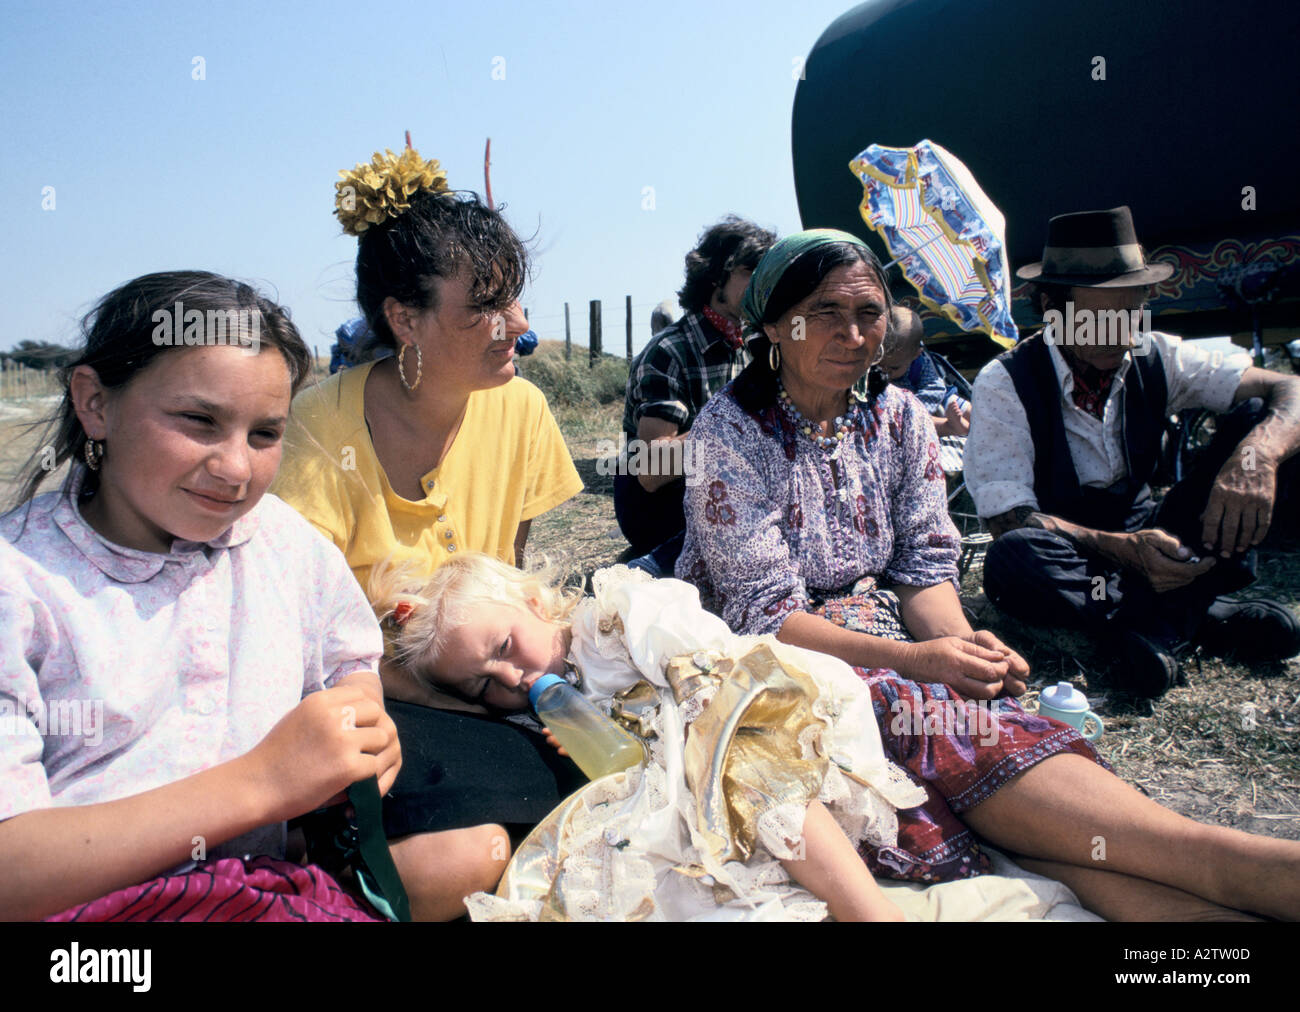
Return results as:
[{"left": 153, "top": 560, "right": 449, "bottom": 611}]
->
[
  {"left": 961, "top": 554, "right": 1300, "bottom": 841},
  {"left": 0, "top": 396, "right": 69, "bottom": 508},
  {"left": 5, "top": 372, "right": 1296, "bottom": 843}
]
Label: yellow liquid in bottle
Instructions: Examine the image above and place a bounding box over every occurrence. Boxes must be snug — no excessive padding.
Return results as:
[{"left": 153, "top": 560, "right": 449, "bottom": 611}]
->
[{"left": 537, "top": 693, "right": 646, "bottom": 781}]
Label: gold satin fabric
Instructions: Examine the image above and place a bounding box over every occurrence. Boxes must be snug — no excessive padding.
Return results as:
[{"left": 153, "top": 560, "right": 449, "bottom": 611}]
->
[
  {"left": 610, "top": 680, "right": 660, "bottom": 738},
  {"left": 679, "top": 643, "right": 828, "bottom": 863},
  {"left": 493, "top": 643, "right": 830, "bottom": 917},
  {"left": 500, "top": 768, "right": 655, "bottom": 922}
]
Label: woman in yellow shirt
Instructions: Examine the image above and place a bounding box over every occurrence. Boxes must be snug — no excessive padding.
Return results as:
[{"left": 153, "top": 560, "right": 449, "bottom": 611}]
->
[{"left": 272, "top": 148, "right": 584, "bottom": 920}]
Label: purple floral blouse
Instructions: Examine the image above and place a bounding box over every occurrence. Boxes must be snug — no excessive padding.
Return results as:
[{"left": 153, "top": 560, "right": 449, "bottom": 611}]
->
[{"left": 676, "top": 382, "right": 961, "bottom": 636}]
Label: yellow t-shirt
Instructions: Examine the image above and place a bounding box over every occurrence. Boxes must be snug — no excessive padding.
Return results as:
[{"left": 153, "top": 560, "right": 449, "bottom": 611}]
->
[{"left": 271, "top": 361, "right": 584, "bottom": 600}]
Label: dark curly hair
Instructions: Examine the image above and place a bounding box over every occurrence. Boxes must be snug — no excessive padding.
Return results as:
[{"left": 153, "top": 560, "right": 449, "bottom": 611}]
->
[
  {"left": 353, "top": 189, "right": 529, "bottom": 355},
  {"left": 676, "top": 216, "right": 777, "bottom": 313}
]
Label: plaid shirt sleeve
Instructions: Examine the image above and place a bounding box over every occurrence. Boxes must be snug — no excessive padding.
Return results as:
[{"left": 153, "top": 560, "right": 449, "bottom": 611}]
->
[{"left": 627, "top": 341, "right": 691, "bottom": 431}]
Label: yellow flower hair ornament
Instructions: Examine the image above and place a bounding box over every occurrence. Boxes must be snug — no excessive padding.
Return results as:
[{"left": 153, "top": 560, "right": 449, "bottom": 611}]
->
[{"left": 335, "top": 147, "right": 450, "bottom": 236}]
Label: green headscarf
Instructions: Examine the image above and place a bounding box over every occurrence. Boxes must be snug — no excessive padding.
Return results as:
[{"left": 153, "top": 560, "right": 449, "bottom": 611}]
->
[{"left": 739, "top": 228, "right": 872, "bottom": 331}]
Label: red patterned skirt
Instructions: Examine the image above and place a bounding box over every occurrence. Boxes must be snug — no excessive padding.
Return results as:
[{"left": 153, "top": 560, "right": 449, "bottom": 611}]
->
[
  {"left": 812, "top": 582, "right": 1109, "bottom": 884},
  {"left": 45, "top": 856, "right": 383, "bottom": 922}
]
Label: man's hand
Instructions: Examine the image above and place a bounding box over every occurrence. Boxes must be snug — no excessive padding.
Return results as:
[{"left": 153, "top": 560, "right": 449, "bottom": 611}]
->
[
  {"left": 1201, "top": 445, "right": 1278, "bottom": 557},
  {"left": 1124, "top": 528, "right": 1217, "bottom": 592},
  {"left": 984, "top": 507, "right": 1209, "bottom": 597},
  {"left": 1205, "top": 365, "right": 1300, "bottom": 555},
  {"left": 985, "top": 504, "right": 1040, "bottom": 541}
]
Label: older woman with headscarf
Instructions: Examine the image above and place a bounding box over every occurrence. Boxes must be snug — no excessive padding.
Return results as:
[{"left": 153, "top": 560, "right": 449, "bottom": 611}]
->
[{"left": 677, "top": 229, "right": 1300, "bottom": 919}]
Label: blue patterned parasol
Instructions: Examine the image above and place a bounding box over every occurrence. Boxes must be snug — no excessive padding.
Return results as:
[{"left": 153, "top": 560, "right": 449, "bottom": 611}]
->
[{"left": 850, "top": 139, "right": 1018, "bottom": 348}]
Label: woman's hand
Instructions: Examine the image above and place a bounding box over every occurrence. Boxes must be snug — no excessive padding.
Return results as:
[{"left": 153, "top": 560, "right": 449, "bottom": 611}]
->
[
  {"left": 895, "top": 634, "right": 1025, "bottom": 699},
  {"left": 963, "top": 630, "right": 1028, "bottom": 696},
  {"left": 245, "top": 685, "right": 396, "bottom": 821}
]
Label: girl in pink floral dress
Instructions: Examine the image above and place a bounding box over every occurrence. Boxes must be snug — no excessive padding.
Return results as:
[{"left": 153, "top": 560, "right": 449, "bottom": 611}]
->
[{"left": 0, "top": 272, "right": 401, "bottom": 921}]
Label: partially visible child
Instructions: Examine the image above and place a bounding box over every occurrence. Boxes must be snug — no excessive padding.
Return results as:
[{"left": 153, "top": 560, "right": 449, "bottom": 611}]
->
[
  {"left": 882, "top": 306, "right": 971, "bottom": 437},
  {"left": 0, "top": 272, "right": 401, "bottom": 921},
  {"left": 372, "top": 552, "right": 932, "bottom": 922}
]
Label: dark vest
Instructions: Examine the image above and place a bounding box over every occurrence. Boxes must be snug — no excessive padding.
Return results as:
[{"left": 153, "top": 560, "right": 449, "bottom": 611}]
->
[{"left": 997, "top": 332, "right": 1168, "bottom": 531}]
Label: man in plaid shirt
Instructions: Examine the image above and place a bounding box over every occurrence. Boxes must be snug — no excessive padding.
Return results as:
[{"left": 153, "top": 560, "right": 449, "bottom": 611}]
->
[{"left": 616, "top": 216, "right": 776, "bottom": 572}]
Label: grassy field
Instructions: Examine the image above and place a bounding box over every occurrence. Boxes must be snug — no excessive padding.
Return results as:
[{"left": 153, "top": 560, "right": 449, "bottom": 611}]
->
[{"left": 4, "top": 350, "right": 1296, "bottom": 843}]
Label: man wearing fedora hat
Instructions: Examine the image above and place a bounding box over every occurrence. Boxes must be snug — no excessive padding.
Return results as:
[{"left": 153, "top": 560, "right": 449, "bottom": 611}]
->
[{"left": 965, "top": 206, "right": 1300, "bottom": 697}]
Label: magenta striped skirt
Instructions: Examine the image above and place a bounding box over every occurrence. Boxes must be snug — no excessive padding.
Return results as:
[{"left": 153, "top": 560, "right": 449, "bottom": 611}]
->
[{"left": 45, "top": 856, "right": 383, "bottom": 922}]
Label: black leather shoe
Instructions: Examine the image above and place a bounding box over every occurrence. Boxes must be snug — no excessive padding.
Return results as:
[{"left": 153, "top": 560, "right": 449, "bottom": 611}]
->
[
  {"left": 1197, "top": 598, "right": 1300, "bottom": 662},
  {"left": 1113, "top": 629, "right": 1183, "bottom": 699}
]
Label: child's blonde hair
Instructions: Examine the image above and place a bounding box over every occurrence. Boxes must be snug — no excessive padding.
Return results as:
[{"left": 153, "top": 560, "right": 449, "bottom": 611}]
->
[{"left": 369, "top": 552, "right": 584, "bottom": 675}]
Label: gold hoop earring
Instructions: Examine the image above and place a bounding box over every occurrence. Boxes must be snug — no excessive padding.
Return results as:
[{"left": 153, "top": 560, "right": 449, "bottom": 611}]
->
[
  {"left": 397, "top": 343, "right": 423, "bottom": 392},
  {"left": 871, "top": 343, "right": 885, "bottom": 366},
  {"left": 768, "top": 342, "right": 781, "bottom": 372},
  {"left": 84, "top": 439, "right": 103, "bottom": 471}
]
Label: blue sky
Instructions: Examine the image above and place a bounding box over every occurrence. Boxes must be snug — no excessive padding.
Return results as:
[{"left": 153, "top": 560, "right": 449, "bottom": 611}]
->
[{"left": 0, "top": 0, "right": 861, "bottom": 356}]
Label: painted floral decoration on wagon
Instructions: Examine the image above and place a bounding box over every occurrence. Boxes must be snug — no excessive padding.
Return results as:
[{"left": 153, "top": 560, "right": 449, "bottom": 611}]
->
[{"left": 335, "top": 148, "right": 450, "bottom": 235}]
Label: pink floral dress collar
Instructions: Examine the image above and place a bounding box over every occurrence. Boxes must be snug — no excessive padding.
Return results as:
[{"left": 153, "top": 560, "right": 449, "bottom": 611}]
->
[{"left": 49, "top": 465, "right": 260, "bottom": 584}]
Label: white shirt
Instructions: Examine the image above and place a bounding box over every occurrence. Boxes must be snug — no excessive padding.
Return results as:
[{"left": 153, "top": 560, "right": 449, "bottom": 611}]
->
[
  {"left": 0, "top": 469, "right": 384, "bottom": 861},
  {"left": 964, "top": 330, "right": 1251, "bottom": 519}
]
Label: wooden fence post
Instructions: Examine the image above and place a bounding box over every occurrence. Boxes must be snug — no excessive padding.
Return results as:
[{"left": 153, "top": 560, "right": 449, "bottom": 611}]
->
[
  {"left": 589, "top": 300, "right": 602, "bottom": 368},
  {"left": 625, "top": 295, "right": 633, "bottom": 363},
  {"left": 564, "top": 302, "right": 571, "bottom": 361}
]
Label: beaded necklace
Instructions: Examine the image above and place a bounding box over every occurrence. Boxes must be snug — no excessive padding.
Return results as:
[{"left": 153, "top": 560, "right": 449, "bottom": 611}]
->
[{"left": 777, "top": 378, "right": 859, "bottom": 455}]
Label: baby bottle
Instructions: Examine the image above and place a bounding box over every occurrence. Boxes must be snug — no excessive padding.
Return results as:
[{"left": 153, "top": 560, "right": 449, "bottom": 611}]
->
[{"left": 528, "top": 674, "right": 647, "bottom": 780}]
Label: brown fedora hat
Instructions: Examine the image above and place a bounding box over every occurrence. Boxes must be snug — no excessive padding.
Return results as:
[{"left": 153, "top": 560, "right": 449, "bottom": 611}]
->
[{"left": 1016, "top": 206, "right": 1174, "bottom": 287}]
